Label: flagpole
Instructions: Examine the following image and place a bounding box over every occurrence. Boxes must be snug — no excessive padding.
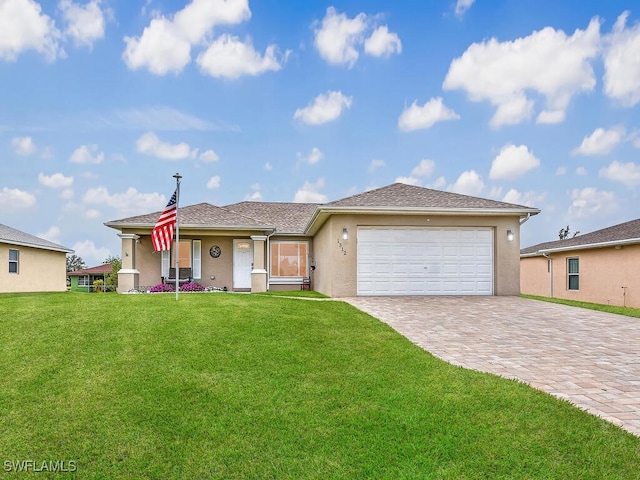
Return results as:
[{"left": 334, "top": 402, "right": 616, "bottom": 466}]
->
[{"left": 173, "top": 172, "right": 182, "bottom": 300}]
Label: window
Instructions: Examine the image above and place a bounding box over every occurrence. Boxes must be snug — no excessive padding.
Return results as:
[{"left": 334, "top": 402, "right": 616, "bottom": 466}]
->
[
  {"left": 9, "top": 249, "right": 19, "bottom": 273},
  {"left": 161, "top": 240, "right": 201, "bottom": 279},
  {"left": 270, "top": 242, "right": 308, "bottom": 277},
  {"left": 78, "top": 275, "right": 89, "bottom": 286},
  {"left": 567, "top": 257, "right": 579, "bottom": 290}
]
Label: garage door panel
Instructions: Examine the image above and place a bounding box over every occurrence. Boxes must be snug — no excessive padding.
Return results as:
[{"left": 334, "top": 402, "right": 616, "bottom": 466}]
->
[{"left": 357, "top": 227, "right": 494, "bottom": 296}]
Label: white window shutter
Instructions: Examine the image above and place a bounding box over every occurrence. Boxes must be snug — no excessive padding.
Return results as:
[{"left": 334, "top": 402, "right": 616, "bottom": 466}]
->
[
  {"left": 192, "top": 240, "right": 201, "bottom": 279},
  {"left": 161, "top": 250, "right": 170, "bottom": 278}
]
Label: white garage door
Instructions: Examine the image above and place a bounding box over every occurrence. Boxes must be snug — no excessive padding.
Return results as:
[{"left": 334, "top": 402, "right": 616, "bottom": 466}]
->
[{"left": 357, "top": 227, "right": 493, "bottom": 296}]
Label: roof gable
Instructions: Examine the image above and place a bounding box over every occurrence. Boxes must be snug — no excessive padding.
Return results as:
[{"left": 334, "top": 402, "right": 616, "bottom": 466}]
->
[
  {"left": 0, "top": 223, "right": 73, "bottom": 253},
  {"left": 68, "top": 263, "right": 113, "bottom": 276}
]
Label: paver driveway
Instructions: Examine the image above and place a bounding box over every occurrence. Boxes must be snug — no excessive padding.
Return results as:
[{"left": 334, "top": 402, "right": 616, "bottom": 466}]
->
[{"left": 343, "top": 295, "right": 640, "bottom": 437}]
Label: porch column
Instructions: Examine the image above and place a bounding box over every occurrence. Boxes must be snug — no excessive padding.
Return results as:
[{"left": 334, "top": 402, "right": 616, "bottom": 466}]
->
[
  {"left": 117, "top": 233, "right": 140, "bottom": 293},
  {"left": 250, "top": 235, "right": 267, "bottom": 293}
]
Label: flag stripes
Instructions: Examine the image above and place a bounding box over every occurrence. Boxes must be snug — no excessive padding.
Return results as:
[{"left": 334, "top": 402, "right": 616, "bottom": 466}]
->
[{"left": 151, "top": 189, "right": 177, "bottom": 251}]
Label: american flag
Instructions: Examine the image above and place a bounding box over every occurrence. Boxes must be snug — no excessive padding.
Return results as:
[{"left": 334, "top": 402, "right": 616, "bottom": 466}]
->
[{"left": 151, "top": 189, "right": 178, "bottom": 251}]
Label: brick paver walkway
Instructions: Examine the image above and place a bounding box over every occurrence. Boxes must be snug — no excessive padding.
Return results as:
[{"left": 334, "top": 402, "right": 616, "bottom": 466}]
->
[{"left": 343, "top": 296, "right": 640, "bottom": 436}]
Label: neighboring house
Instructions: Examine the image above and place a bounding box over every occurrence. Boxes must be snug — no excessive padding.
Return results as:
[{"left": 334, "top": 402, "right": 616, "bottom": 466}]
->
[
  {"left": 521, "top": 218, "right": 640, "bottom": 308},
  {"left": 105, "top": 183, "right": 539, "bottom": 297},
  {"left": 68, "top": 263, "right": 113, "bottom": 292},
  {"left": 0, "top": 223, "right": 73, "bottom": 293}
]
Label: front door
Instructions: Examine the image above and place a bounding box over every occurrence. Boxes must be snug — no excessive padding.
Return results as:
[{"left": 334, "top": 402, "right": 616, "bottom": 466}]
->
[{"left": 233, "top": 239, "right": 253, "bottom": 289}]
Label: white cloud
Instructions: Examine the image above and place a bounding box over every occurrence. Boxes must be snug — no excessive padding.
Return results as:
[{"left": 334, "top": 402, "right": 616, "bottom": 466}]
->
[
  {"left": 489, "top": 144, "right": 540, "bottom": 180},
  {"left": 197, "top": 34, "right": 287, "bottom": 79},
  {"left": 395, "top": 176, "right": 420, "bottom": 186},
  {"left": 135, "top": 132, "right": 196, "bottom": 160},
  {"left": 603, "top": 12, "right": 640, "bottom": 106},
  {"left": 573, "top": 126, "right": 625, "bottom": 155},
  {"left": 122, "top": 0, "right": 252, "bottom": 76},
  {"left": 410, "top": 159, "right": 435, "bottom": 178},
  {"left": 0, "top": 0, "right": 63, "bottom": 61},
  {"left": 60, "top": 0, "right": 109, "bottom": 48},
  {"left": 599, "top": 160, "right": 640, "bottom": 187},
  {"left": 569, "top": 187, "right": 617, "bottom": 218},
  {"left": 313, "top": 7, "right": 367, "bottom": 67},
  {"left": 455, "top": 0, "right": 475, "bottom": 17},
  {"left": 364, "top": 25, "right": 402, "bottom": 58},
  {"left": 449, "top": 170, "right": 484, "bottom": 196},
  {"left": 11, "top": 136, "right": 36, "bottom": 155},
  {"left": 556, "top": 166, "right": 567, "bottom": 175},
  {"left": 0, "top": 187, "right": 36, "bottom": 208},
  {"left": 398, "top": 97, "right": 459, "bottom": 132},
  {"left": 206, "top": 175, "right": 221, "bottom": 189},
  {"left": 368, "top": 159, "right": 385, "bottom": 172},
  {"left": 37, "top": 225, "right": 61, "bottom": 243},
  {"left": 38, "top": 172, "right": 73, "bottom": 188},
  {"left": 264, "top": 161, "right": 272, "bottom": 171},
  {"left": 576, "top": 166, "right": 588, "bottom": 175},
  {"left": 443, "top": 18, "right": 600, "bottom": 127},
  {"left": 502, "top": 189, "right": 544, "bottom": 207},
  {"left": 313, "top": 7, "right": 401, "bottom": 67},
  {"left": 294, "top": 91, "right": 352, "bottom": 125},
  {"left": 72, "top": 239, "right": 110, "bottom": 264},
  {"left": 244, "top": 191, "right": 262, "bottom": 201},
  {"left": 294, "top": 178, "right": 328, "bottom": 203},
  {"left": 299, "top": 147, "right": 323, "bottom": 165},
  {"left": 85, "top": 209, "right": 100, "bottom": 219},
  {"left": 199, "top": 149, "right": 219, "bottom": 162},
  {"left": 69, "top": 144, "right": 104, "bottom": 164},
  {"left": 83, "top": 186, "right": 166, "bottom": 217},
  {"left": 61, "top": 188, "right": 74, "bottom": 200}
]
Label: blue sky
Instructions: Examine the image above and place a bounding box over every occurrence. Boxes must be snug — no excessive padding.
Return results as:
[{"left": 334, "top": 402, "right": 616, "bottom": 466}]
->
[{"left": 2, "top": 0, "right": 640, "bottom": 264}]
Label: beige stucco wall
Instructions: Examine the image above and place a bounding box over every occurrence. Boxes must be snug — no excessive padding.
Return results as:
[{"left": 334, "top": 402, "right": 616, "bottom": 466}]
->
[
  {"left": 0, "top": 242, "right": 68, "bottom": 293},
  {"left": 521, "top": 244, "right": 640, "bottom": 307},
  {"left": 313, "top": 214, "right": 523, "bottom": 298}
]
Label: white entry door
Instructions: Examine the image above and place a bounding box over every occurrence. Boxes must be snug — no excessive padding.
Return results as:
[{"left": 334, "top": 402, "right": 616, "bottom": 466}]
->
[
  {"left": 233, "top": 239, "right": 253, "bottom": 289},
  {"left": 357, "top": 227, "right": 493, "bottom": 296}
]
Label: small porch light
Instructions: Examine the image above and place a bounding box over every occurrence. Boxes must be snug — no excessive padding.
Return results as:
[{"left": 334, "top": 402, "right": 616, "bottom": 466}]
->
[
  {"left": 342, "top": 228, "right": 349, "bottom": 241},
  {"left": 507, "top": 229, "right": 515, "bottom": 242}
]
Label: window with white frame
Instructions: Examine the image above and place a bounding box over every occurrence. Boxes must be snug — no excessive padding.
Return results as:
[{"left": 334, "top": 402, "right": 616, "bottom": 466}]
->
[
  {"left": 270, "top": 242, "right": 308, "bottom": 278},
  {"left": 161, "top": 240, "right": 201, "bottom": 279},
  {"left": 567, "top": 257, "right": 579, "bottom": 290},
  {"left": 9, "top": 249, "right": 19, "bottom": 274}
]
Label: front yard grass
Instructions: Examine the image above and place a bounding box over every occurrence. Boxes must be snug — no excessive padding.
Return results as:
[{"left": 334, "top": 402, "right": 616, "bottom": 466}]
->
[
  {"left": 521, "top": 293, "right": 640, "bottom": 317},
  {"left": 1, "top": 292, "right": 639, "bottom": 479}
]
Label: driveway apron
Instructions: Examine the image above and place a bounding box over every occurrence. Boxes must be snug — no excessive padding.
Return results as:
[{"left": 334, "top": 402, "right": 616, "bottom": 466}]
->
[{"left": 343, "top": 296, "right": 640, "bottom": 437}]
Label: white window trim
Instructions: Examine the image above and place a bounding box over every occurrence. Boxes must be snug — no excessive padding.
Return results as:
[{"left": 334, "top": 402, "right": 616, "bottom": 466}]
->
[
  {"left": 8, "top": 248, "right": 19, "bottom": 274},
  {"left": 160, "top": 240, "right": 201, "bottom": 279},
  {"left": 270, "top": 241, "right": 309, "bottom": 280},
  {"left": 567, "top": 257, "right": 579, "bottom": 291}
]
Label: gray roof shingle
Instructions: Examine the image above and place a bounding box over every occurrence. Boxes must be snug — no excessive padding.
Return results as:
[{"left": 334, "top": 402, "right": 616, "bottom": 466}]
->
[
  {"left": 521, "top": 218, "right": 640, "bottom": 255},
  {"left": 326, "top": 183, "right": 534, "bottom": 210},
  {"left": 105, "top": 203, "right": 270, "bottom": 229},
  {"left": 0, "top": 224, "right": 73, "bottom": 253},
  {"left": 224, "top": 201, "right": 319, "bottom": 234}
]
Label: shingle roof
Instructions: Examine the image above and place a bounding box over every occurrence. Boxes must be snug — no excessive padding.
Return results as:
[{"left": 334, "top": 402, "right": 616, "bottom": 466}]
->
[
  {"left": 521, "top": 218, "right": 640, "bottom": 255},
  {"left": 225, "top": 201, "right": 319, "bottom": 234},
  {"left": 105, "top": 203, "right": 269, "bottom": 229},
  {"left": 106, "top": 182, "right": 539, "bottom": 234},
  {"left": 68, "top": 263, "right": 112, "bottom": 276},
  {"left": 0, "top": 223, "right": 73, "bottom": 253},
  {"left": 326, "top": 183, "right": 534, "bottom": 210}
]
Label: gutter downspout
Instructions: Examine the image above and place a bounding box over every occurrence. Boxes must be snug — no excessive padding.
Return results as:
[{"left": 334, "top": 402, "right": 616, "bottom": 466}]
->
[
  {"left": 520, "top": 213, "right": 531, "bottom": 225},
  {"left": 265, "top": 229, "right": 276, "bottom": 291},
  {"left": 542, "top": 252, "right": 553, "bottom": 298}
]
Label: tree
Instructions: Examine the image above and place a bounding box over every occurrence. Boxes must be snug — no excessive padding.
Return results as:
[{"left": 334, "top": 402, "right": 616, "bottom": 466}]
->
[
  {"left": 104, "top": 255, "right": 122, "bottom": 291},
  {"left": 66, "top": 254, "right": 85, "bottom": 272},
  {"left": 558, "top": 225, "right": 580, "bottom": 240}
]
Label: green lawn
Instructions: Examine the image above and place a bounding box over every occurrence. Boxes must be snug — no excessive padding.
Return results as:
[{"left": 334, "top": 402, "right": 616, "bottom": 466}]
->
[
  {"left": 521, "top": 294, "right": 640, "bottom": 318},
  {"left": 2, "top": 292, "right": 639, "bottom": 479}
]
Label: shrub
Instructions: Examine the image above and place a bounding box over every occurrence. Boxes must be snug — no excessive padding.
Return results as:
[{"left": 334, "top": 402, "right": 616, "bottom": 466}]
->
[
  {"left": 149, "top": 283, "right": 175, "bottom": 293},
  {"left": 180, "top": 281, "right": 206, "bottom": 292},
  {"left": 93, "top": 279, "right": 104, "bottom": 293}
]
